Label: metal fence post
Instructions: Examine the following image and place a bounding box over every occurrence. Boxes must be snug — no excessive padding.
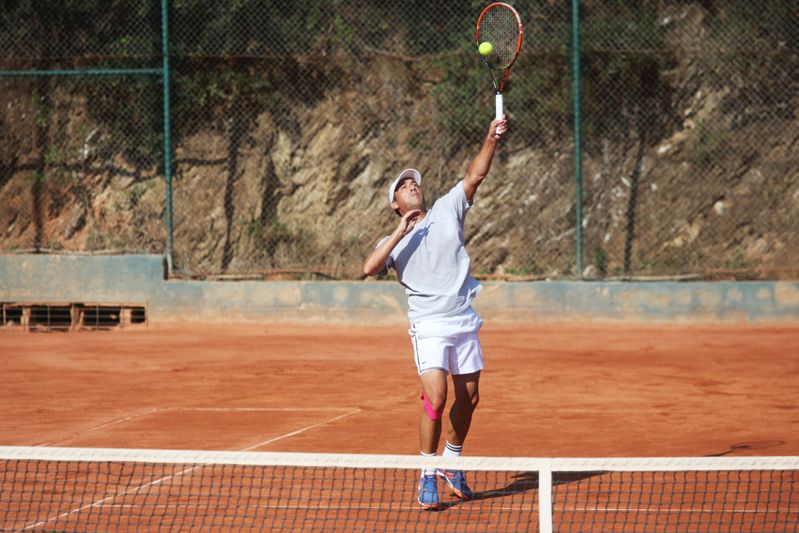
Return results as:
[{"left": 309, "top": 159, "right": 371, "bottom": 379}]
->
[
  {"left": 161, "top": 0, "right": 174, "bottom": 277},
  {"left": 572, "top": 0, "right": 584, "bottom": 278}
]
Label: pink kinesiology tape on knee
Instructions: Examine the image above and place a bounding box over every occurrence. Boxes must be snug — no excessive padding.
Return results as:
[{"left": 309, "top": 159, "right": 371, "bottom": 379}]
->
[{"left": 421, "top": 392, "right": 443, "bottom": 420}]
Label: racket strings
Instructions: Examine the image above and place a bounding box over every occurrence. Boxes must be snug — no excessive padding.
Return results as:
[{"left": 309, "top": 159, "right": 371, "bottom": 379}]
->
[{"left": 478, "top": 8, "right": 520, "bottom": 69}]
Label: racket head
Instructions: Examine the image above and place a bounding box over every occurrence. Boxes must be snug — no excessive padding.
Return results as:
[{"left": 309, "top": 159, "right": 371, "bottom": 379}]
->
[{"left": 476, "top": 2, "right": 523, "bottom": 87}]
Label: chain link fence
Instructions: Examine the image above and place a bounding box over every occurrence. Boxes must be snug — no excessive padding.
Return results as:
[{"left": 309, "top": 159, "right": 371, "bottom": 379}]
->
[
  {"left": 0, "top": 1, "right": 165, "bottom": 256},
  {"left": 1, "top": 1, "right": 797, "bottom": 280},
  {"left": 0, "top": 75, "right": 166, "bottom": 253},
  {"left": 579, "top": 1, "right": 798, "bottom": 280}
]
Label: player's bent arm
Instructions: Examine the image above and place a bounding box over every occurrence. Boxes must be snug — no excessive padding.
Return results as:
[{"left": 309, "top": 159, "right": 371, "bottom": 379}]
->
[
  {"left": 363, "top": 233, "right": 401, "bottom": 276},
  {"left": 363, "top": 208, "right": 422, "bottom": 276},
  {"left": 463, "top": 117, "right": 507, "bottom": 204}
]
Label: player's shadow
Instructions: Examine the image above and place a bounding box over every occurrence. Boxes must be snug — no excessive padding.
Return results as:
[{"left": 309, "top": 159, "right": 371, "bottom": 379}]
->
[
  {"left": 432, "top": 471, "right": 604, "bottom": 512},
  {"left": 707, "top": 440, "right": 785, "bottom": 457}
]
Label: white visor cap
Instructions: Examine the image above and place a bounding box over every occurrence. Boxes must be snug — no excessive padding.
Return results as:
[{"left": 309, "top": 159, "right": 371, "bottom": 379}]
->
[{"left": 388, "top": 168, "right": 422, "bottom": 205}]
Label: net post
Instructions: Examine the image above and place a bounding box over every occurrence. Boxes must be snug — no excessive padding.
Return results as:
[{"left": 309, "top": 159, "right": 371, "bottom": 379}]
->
[{"left": 539, "top": 465, "right": 553, "bottom": 533}]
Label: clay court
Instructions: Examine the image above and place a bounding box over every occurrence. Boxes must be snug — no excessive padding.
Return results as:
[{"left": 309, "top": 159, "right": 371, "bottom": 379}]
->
[
  {"left": 2, "top": 322, "right": 799, "bottom": 531},
  {"left": 2, "top": 323, "right": 798, "bottom": 457}
]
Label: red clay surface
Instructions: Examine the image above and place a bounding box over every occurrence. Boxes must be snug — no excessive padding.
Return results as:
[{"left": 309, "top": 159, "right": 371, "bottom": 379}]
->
[
  {"left": 1, "top": 323, "right": 798, "bottom": 531},
  {"left": 1, "top": 322, "right": 798, "bottom": 457}
]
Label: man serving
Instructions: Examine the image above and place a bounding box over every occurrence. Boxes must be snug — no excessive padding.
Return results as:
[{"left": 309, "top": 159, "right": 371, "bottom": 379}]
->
[{"left": 363, "top": 116, "right": 508, "bottom": 509}]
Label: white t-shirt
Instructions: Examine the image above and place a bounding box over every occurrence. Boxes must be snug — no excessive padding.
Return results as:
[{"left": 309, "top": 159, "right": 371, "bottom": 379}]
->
[{"left": 379, "top": 180, "right": 482, "bottom": 324}]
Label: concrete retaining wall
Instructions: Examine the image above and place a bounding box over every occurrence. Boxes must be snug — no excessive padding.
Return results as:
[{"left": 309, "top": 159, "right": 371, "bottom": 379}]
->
[{"left": 1, "top": 254, "right": 798, "bottom": 325}]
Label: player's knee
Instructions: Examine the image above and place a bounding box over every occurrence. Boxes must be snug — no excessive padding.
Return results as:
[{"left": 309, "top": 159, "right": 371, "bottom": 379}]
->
[
  {"left": 421, "top": 392, "right": 446, "bottom": 420},
  {"left": 469, "top": 392, "right": 480, "bottom": 411},
  {"left": 459, "top": 392, "right": 479, "bottom": 414}
]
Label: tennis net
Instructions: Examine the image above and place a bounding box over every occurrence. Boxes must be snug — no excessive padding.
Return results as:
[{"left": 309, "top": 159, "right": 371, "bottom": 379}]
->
[{"left": 1, "top": 446, "right": 797, "bottom": 532}]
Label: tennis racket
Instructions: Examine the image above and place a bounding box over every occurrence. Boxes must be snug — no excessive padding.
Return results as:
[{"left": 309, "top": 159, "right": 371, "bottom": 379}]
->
[{"left": 476, "top": 3, "right": 523, "bottom": 120}]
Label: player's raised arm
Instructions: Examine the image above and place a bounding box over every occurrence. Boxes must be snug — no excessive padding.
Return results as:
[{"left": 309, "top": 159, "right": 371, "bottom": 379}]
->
[
  {"left": 362, "top": 209, "right": 422, "bottom": 276},
  {"left": 463, "top": 116, "right": 508, "bottom": 204}
]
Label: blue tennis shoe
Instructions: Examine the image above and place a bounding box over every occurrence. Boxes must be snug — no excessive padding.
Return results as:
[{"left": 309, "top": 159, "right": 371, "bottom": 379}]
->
[
  {"left": 436, "top": 469, "right": 474, "bottom": 500},
  {"left": 417, "top": 474, "right": 439, "bottom": 509}
]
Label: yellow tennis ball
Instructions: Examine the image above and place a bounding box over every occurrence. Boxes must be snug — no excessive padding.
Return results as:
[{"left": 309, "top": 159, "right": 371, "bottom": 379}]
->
[{"left": 479, "top": 42, "right": 493, "bottom": 56}]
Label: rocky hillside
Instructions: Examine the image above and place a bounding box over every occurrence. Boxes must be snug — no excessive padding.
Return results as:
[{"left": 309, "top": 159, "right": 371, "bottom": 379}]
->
[{"left": 1, "top": 2, "right": 797, "bottom": 280}]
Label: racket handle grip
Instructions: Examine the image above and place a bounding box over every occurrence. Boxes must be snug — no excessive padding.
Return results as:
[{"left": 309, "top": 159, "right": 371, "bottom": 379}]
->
[{"left": 495, "top": 93, "right": 504, "bottom": 121}]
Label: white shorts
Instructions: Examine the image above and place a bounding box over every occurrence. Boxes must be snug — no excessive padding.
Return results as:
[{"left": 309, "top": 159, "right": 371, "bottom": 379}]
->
[{"left": 408, "top": 308, "right": 484, "bottom": 376}]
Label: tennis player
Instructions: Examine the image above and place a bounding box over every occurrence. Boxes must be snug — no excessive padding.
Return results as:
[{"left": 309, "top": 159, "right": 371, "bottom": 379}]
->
[{"left": 362, "top": 116, "right": 508, "bottom": 509}]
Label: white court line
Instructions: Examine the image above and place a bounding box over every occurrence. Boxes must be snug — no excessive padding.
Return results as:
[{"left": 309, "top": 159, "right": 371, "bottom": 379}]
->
[
  {"left": 80, "top": 502, "right": 533, "bottom": 512},
  {"left": 242, "top": 408, "right": 362, "bottom": 451},
  {"left": 572, "top": 505, "right": 798, "bottom": 516},
  {"left": 36, "top": 406, "right": 356, "bottom": 446},
  {"left": 22, "top": 463, "right": 204, "bottom": 531},
  {"left": 20, "top": 407, "right": 363, "bottom": 531},
  {"left": 175, "top": 406, "right": 357, "bottom": 412},
  {"left": 36, "top": 408, "right": 162, "bottom": 447},
  {"left": 26, "top": 501, "right": 799, "bottom": 515}
]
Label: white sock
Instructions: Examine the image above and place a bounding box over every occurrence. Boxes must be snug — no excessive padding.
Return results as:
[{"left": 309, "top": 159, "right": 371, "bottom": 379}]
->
[
  {"left": 443, "top": 441, "right": 463, "bottom": 458},
  {"left": 420, "top": 451, "right": 436, "bottom": 477}
]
